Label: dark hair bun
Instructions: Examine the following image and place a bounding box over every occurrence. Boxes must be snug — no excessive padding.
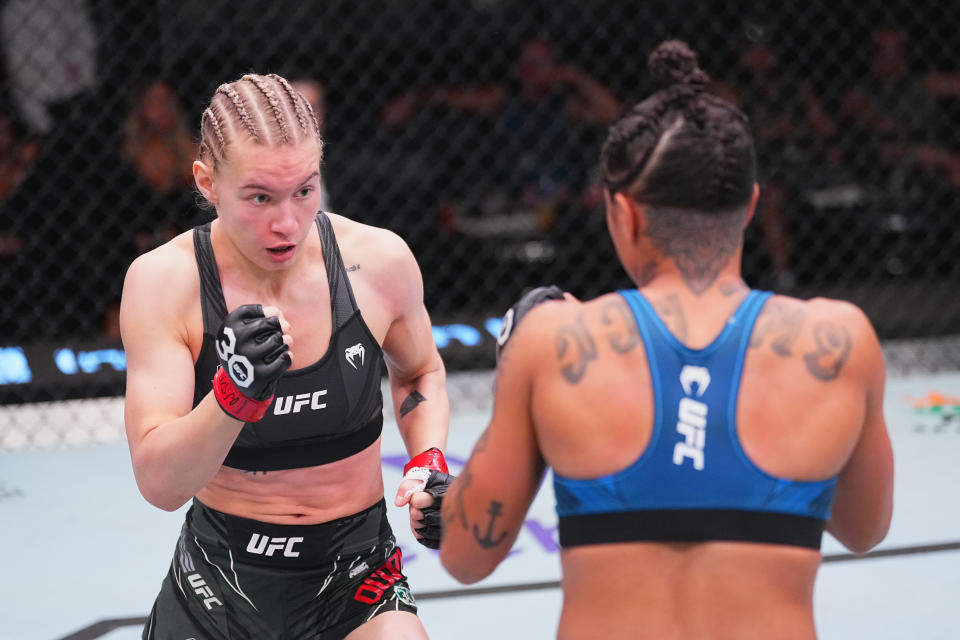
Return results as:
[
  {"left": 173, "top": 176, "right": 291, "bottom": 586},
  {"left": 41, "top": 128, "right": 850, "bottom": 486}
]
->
[{"left": 648, "top": 40, "right": 710, "bottom": 89}]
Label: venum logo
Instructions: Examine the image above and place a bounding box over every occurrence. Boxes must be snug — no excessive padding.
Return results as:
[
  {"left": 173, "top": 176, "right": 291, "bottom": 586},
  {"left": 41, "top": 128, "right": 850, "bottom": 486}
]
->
[
  {"left": 345, "top": 343, "right": 365, "bottom": 369},
  {"left": 673, "top": 365, "right": 711, "bottom": 471},
  {"left": 273, "top": 390, "right": 327, "bottom": 415},
  {"left": 246, "top": 533, "right": 304, "bottom": 557},
  {"left": 216, "top": 326, "right": 255, "bottom": 388}
]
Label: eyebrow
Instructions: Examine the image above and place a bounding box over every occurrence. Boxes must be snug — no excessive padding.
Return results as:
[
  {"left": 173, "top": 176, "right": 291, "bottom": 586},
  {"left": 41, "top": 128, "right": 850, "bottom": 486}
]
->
[{"left": 238, "top": 171, "right": 320, "bottom": 191}]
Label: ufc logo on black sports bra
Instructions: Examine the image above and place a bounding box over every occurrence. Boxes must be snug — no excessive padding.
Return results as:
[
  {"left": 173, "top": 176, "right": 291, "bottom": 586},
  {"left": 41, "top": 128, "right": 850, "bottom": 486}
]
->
[{"left": 273, "top": 390, "right": 328, "bottom": 415}]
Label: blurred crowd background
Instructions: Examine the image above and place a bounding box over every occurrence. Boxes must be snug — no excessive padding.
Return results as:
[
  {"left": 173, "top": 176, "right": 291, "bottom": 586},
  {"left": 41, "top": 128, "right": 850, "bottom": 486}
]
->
[{"left": 0, "top": 0, "right": 958, "bottom": 399}]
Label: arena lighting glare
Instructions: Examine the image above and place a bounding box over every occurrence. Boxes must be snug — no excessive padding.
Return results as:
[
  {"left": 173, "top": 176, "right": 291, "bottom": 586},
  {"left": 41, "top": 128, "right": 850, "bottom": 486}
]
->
[
  {"left": 0, "top": 318, "right": 506, "bottom": 388},
  {"left": 0, "top": 347, "right": 32, "bottom": 384},
  {"left": 53, "top": 347, "right": 127, "bottom": 375}
]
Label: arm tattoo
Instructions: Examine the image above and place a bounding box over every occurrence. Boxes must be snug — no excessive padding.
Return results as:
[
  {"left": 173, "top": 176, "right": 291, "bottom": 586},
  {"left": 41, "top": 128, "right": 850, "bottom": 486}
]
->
[
  {"left": 555, "top": 314, "right": 597, "bottom": 384},
  {"left": 443, "top": 465, "right": 473, "bottom": 530},
  {"left": 750, "top": 300, "right": 805, "bottom": 356},
  {"left": 346, "top": 264, "right": 360, "bottom": 272},
  {"left": 473, "top": 428, "right": 491, "bottom": 454},
  {"left": 803, "top": 321, "right": 852, "bottom": 381},
  {"left": 602, "top": 299, "right": 640, "bottom": 353},
  {"left": 399, "top": 390, "right": 426, "bottom": 418},
  {"left": 472, "top": 500, "right": 509, "bottom": 548},
  {"left": 651, "top": 294, "right": 688, "bottom": 343},
  {"left": 442, "top": 428, "right": 489, "bottom": 530}
]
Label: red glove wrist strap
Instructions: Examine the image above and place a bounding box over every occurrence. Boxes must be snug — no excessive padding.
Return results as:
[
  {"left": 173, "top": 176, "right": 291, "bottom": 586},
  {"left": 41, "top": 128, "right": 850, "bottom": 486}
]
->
[
  {"left": 403, "top": 447, "right": 449, "bottom": 475},
  {"left": 213, "top": 367, "right": 273, "bottom": 423}
]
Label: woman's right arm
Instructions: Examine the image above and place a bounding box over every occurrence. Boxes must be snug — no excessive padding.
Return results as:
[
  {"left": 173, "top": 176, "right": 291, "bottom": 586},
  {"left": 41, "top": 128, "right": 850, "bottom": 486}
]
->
[
  {"left": 120, "top": 248, "right": 246, "bottom": 511},
  {"left": 826, "top": 304, "right": 895, "bottom": 553}
]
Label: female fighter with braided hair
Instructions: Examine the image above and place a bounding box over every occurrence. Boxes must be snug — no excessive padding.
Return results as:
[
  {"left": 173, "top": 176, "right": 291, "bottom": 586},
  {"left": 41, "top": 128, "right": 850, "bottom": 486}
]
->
[
  {"left": 120, "top": 73, "right": 450, "bottom": 639},
  {"left": 440, "top": 41, "right": 893, "bottom": 639}
]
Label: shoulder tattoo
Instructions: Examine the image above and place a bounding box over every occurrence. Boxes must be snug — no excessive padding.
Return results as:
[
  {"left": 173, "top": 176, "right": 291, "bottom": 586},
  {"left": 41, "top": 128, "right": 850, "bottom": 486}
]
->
[
  {"left": 802, "top": 321, "right": 852, "bottom": 381},
  {"left": 750, "top": 299, "right": 805, "bottom": 356},
  {"left": 601, "top": 299, "right": 640, "bottom": 354},
  {"left": 555, "top": 313, "right": 597, "bottom": 384}
]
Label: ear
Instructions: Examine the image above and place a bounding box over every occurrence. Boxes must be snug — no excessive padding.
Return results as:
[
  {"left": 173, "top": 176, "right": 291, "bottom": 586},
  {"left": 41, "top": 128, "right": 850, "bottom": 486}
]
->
[
  {"left": 744, "top": 182, "right": 759, "bottom": 227},
  {"left": 605, "top": 190, "right": 643, "bottom": 242},
  {"left": 193, "top": 160, "right": 218, "bottom": 206}
]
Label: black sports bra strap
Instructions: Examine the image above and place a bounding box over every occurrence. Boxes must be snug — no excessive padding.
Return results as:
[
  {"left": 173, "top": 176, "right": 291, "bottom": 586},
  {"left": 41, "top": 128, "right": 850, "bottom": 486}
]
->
[
  {"left": 315, "top": 211, "right": 360, "bottom": 330},
  {"left": 192, "top": 223, "right": 228, "bottom": 332}
]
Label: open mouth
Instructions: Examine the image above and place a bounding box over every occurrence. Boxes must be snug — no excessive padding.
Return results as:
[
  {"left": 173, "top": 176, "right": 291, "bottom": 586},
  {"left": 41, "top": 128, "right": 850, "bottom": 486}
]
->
[{"left": 267, "top": 245, "right": 295, "bottom": 259}]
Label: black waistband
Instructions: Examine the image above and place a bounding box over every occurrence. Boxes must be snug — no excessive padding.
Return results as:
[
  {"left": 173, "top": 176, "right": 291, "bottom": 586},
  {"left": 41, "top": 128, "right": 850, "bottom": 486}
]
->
[
  {"left": 559, "top": 509, "right": 826, "bottom": 550},
  {"left": 188, "top": 497, "right": 390, "bottom": 569},
  {"left": 223, "top": 412, "right": 383, "bottom": 471}
]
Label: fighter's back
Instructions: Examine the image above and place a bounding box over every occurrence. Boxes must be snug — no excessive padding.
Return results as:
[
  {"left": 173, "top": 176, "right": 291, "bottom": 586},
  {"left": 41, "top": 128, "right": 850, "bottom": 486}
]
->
[{"left": 519, "top": 282, "right": 891, "bottom": 639}]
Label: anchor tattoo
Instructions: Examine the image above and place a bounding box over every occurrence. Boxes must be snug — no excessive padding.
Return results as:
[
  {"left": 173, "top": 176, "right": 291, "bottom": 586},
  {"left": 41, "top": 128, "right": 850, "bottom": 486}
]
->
[{"left": 473, "top": 500, "right": 508, "bottom": 548}]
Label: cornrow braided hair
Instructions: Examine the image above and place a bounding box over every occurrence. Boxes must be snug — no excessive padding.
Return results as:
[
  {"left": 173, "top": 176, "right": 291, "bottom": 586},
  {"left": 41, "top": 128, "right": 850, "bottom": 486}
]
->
[
  {"left": 196, "top": 73, "right": 325, "bottom": 173},
  {"left": 199, "top": 106, "right": 226, "bottom": 163},
  {"left": 270, "top": 73, "right": 316, "bottom": 137},
  {"left": 601, "top": 40, "right": 755, "bottom": 213},
  {"left": 217, "top": 83, "right": 260, "bottom": 142},
  {"left": 244, "top": 74, "right": 289, "bottom": 144}
]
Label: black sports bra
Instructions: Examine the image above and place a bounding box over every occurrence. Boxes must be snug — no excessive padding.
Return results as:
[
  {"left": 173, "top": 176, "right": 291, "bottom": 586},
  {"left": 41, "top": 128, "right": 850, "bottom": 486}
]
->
[{"left": 192, "top": 212, "right": 385, "bottom": 471}]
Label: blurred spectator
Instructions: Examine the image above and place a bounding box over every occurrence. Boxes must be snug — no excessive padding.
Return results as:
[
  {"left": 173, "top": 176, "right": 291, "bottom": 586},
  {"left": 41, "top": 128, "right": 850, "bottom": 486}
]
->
[
  {"left": 728, "top": 38, "right": 838, "bottom": 288},
  {"left": 0, "top": 110, "right": 40, "bottom": 207},
  {"left": 1, "top": 0, "right": 98, "bottom": 136},
  {"left": 290, "top": 78, "right": 332, "bottom": 211},
  {"left": 842, "top": 26, "right": 960, "bottom": 191},
  {"left": 0, "top": 110, "right": 40, "bottom": 316},
  {"left": 379, "top": 36, "right": 622, "bottom": 310},
  {"left": 120, "top": 80, "right": 195, "bottom": 201},
  {"left": 118, "top": 79, "right": 197, "bottom": 254},
  {"left": 382, "top": 36, "right": 621, "bottom": 216}
]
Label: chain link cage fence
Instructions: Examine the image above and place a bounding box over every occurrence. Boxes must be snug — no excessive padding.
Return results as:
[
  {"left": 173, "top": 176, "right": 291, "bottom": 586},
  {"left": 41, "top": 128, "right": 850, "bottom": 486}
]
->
[{"left": 1, "top": 0, "right": 958, "bottom": 445}]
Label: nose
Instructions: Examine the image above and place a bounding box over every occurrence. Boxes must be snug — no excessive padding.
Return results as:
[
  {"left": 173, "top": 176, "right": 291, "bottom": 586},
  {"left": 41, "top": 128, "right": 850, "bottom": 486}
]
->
[{"left": 270, "top": 202, "right": 299, "bottom": 237}]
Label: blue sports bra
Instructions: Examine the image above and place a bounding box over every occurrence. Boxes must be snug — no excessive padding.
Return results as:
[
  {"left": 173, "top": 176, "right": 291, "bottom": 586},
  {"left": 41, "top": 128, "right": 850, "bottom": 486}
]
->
[{"left": 553, "top": 290, "right": 837, "bottom": 550}]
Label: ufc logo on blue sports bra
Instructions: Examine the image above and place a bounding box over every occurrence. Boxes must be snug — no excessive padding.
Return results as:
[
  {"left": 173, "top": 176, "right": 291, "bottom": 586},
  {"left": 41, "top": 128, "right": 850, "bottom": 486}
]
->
[
  {"left": 673, "top": 365, "right": 711, "bottom": 470},
  {"left": 273, "top": 390, "right": 328, "bottom": 415}
]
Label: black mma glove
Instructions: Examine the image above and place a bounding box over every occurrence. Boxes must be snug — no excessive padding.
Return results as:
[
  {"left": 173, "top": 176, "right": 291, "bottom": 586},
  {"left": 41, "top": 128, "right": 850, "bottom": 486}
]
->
[
  {"left": 496, "top": 285, "right": 565, "bottom": 360},
  {"left": 401, "top": 448, "right": 453, "bottom": 549},
  {"left": 212, "top": 304, "right": 291, "bottom": 422},
  {"left": 415, "top": 471, "right": 454, "bottom": 549}
]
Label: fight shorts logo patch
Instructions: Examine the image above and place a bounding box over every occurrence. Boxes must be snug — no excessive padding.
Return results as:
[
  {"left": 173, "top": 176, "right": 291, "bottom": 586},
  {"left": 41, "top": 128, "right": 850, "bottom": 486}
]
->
[
  {"left": 345, "top": 343, "right": 365, "bottom": 369},
  {"left": 394, "top": 584, "right": 416, "bottom": 607}
]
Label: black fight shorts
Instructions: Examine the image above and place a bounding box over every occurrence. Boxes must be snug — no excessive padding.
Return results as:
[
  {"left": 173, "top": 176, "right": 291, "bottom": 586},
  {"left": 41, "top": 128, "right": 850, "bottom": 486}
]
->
[{"left": 143, "top": 498, "right": 418, "bottom": 639}]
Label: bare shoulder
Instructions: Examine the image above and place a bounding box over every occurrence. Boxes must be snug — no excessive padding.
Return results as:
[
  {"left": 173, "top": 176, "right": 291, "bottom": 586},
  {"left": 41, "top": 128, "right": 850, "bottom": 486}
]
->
[
  {"left": 775, "top": 294, "right": 877, "bottom": 339},
  {"left": 504, "top": 292, "right": 617, "bottom": 366},
  {"left": 327, "top": 214, "right": 421, "bottom": 322},
  {"left": 328, "top": 213, "right": 415, "bottom": 273},
  {"left": 752, "top": 294, "right": 882, "bottom": 382},
  {"left": 328, "top": 213, "right": 410, "bottom": 257},
  {"left": 121, "top": 231, "right": 200, "bottom": 324}
]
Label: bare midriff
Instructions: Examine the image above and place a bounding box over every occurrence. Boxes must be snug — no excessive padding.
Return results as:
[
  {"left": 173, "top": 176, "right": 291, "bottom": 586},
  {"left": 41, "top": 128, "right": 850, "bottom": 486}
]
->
[{"left": 195, "top": 437, "right": 385, "bottom": 524}]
